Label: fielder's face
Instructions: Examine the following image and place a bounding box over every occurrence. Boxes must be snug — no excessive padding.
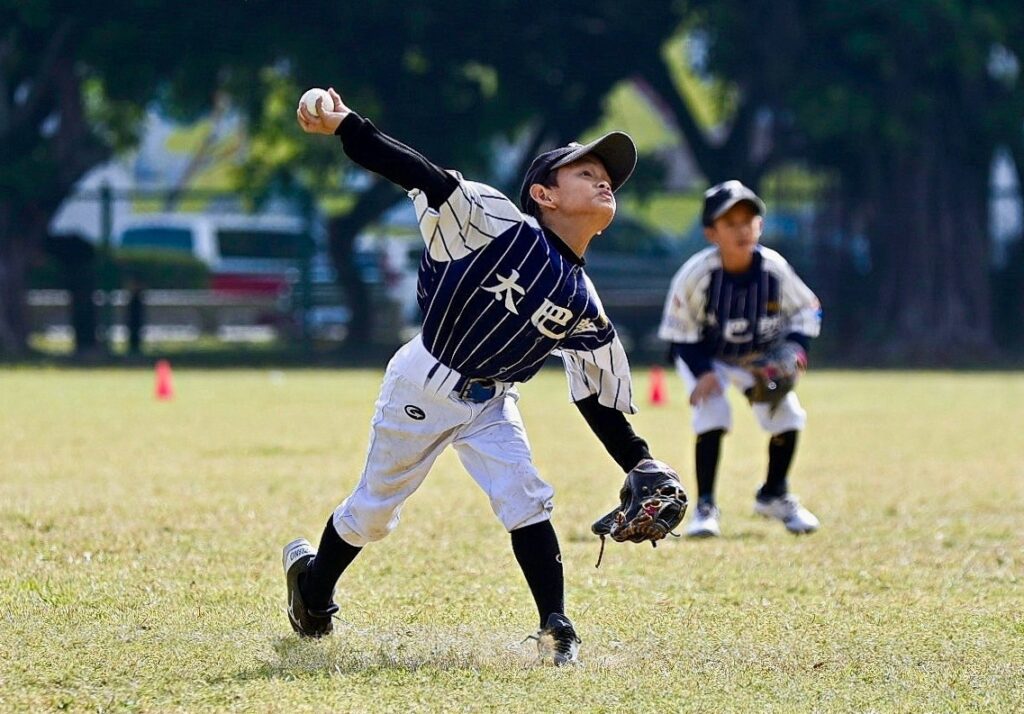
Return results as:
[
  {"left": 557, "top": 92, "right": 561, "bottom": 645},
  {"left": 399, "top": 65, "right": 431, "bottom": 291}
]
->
[
  {"left": 705, "top": 202, "right": 763, "bottom": 271},
  {"left": 547, "top": 156, "right": 617, "bottom": 231}
]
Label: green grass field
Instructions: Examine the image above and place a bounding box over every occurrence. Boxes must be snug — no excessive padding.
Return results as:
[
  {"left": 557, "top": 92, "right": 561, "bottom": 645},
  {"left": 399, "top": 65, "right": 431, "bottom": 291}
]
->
[{"left": 1, "top": 367, "right": 1021, "bottom": 712}]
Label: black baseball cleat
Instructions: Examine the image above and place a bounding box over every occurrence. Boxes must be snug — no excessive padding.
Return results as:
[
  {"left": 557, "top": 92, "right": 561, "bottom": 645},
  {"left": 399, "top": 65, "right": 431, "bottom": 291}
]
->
[
  {"left": 282, "top": 538, "right": 339, "bottom": 638},
  {"left": 534, "top": 613, "right": 582, "bottom": 666}
]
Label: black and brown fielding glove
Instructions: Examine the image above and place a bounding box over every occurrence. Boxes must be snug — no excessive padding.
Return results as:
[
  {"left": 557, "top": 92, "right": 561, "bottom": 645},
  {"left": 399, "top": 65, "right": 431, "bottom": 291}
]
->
[
  {"left": 745, "top": 341, "right": 807, "bottom": 413},
  {"left": 591, "top": 459, "right": 688, "bottom": 566}
]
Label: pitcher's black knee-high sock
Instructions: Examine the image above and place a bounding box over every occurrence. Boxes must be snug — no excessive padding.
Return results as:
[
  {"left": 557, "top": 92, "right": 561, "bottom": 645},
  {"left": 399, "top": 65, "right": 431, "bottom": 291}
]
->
[
  {"left": 695, "top": 429, "right": 725, "bottom": 505},
  {"left": 302, "top": 516, "right": 362, "bottom": 610},
  {"left": 511, "top": 520, "right": 564, "bottom": 628},
  {"left": 760, "top": 430, "right": 798, "bottom": 500}
]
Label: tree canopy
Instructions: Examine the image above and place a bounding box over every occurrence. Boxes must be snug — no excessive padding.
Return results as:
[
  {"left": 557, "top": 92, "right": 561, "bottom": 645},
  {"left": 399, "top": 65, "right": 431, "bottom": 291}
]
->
[
  {"left": 650, "top": 0, "right": 1024, "bottom": 357},
  {"left": 1, "top": 1, "right": 688, "bottom": 352},
  {"left": 2, "top": 1, "right": 1022, "bottom": 360},
  {"left": 0, "top": 1, "right": 267, "bottom": 352}
]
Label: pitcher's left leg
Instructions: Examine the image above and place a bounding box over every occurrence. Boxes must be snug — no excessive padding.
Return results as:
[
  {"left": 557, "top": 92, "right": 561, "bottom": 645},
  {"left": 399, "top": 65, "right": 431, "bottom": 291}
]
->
[{"left": 452, "top": 392, "right": 579, "bottom": 665}]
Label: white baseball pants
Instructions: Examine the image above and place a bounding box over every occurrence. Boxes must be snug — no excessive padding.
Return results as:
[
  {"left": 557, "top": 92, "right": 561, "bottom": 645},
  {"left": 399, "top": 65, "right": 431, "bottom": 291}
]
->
[
  {"left": 332, "top": 335, "right": 555, "bottom": 547},
  {"left": 673, "top": 356, "right": 807, "bottom": 435}
]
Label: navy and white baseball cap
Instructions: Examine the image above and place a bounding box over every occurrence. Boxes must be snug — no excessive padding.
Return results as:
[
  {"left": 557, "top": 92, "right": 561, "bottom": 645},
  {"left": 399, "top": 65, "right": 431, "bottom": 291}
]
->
[
  {"left": 519, "top": 131, "right": 637, "bottom": 216},
  {"left": 702, "top": 180, "right": 766, "bottom": 226}
]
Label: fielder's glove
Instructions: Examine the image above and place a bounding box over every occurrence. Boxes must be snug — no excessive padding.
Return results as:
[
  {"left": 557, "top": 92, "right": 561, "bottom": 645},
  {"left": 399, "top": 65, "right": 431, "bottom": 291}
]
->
[
  {"left": 745, "top": 341, "right": 808, "bottom": 413},
  {"left": 591, "top": 459, "right": 688, "bottom": 566}
]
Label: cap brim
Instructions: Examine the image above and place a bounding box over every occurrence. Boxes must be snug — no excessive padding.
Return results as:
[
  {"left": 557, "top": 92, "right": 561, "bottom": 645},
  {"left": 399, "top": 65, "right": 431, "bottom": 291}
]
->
[
  {"left": 549, "top": 131, "right": 637, "bottom": 192},
  {"left": 709, "top": 195, "right": 767, "bottom": 224}
]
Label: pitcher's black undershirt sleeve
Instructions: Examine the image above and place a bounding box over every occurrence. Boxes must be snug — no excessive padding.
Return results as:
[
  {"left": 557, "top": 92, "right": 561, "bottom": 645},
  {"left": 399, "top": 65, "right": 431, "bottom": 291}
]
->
[
  {"left": 335, "top": 112, "right": 459, "bottom": 210},
  {"left": 574, "top": 395, "right": 652, "bottom": 473}
]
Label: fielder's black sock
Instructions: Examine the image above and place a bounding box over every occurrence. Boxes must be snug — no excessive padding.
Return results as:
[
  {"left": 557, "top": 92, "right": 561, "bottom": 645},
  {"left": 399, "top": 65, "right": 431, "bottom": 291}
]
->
[
  {"left": 301, "top": 516, "right": 362, "bottom": 611},
  {"left": 695, "top": 429, "right": 725, "bottom": 506},
  {"left": 510, "top": 520, "right": 564, "bottom": 629},
  {"left": 759, "top": 430, "right": 799, "bottom": 500}
]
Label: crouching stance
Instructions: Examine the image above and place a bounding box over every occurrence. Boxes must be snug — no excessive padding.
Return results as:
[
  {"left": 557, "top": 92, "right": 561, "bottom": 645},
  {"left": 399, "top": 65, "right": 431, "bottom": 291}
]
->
[{"left": 660, "top": 181, "right": 822, "bottom": 538}]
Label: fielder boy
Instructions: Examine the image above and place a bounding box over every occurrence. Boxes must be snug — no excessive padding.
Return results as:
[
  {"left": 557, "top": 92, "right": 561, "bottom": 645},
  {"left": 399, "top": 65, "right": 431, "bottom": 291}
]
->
[
  {"left": 285, "top": 88, "right": 667, "bottom": 665},
  {"left": 659, "top": 180, "right": 821, "bottom": 538}
]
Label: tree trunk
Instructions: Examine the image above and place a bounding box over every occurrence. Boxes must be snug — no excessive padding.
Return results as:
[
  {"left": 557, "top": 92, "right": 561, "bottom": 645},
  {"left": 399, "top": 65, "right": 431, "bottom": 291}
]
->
[
  {"left": 867, "top": 120, "right": 994, "bottom": 362},
  {"left": 0, "top": 202, "right": 33, "bottom": 356},
  {"left": 327, "top": 180, "right": 402, "bottom": 346},
  {"left": 0, "top": 50, "right": 110, "bottom": 358}
]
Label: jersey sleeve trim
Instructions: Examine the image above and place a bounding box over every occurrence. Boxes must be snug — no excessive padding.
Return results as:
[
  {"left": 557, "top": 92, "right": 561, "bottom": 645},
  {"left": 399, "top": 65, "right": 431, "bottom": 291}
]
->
[
  {"left": 411, "top": 178, "right": 525, "bottom": 263},
  {"left": 556, "top": 335, "right": 637, "bottom": 414},
  {"left": 658, "top": 248, "right": 718, "bottom": 343},
  {"left": 761, "top": 247, "right": 822, "bottom": 339}
]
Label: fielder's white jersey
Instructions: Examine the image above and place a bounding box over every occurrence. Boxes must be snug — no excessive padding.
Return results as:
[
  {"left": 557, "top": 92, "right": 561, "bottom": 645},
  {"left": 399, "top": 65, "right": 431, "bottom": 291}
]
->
[{"left": 658, "top": 245, "right": 821, "bottom": 361}]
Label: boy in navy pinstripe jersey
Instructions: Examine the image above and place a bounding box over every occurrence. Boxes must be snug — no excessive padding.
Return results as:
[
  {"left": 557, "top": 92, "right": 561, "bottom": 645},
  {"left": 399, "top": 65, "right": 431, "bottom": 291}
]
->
[
  {"left": 659, "top": 181, "right": 822, "bottom": 538},
  {"left": 282, "top": 87, "right": 672, "bottom": 665}
]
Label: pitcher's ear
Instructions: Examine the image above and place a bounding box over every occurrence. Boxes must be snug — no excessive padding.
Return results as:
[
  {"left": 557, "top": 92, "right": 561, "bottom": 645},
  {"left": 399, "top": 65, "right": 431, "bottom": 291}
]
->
[{"left": 530, "top": 183, "right": 556, "bottom": 209}]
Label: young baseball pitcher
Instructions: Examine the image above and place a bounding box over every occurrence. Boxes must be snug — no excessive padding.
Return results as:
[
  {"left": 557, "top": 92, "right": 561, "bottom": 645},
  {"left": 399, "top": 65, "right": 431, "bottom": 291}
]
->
[
  {"left": 659, "top": 180, "right": 822, "bottom": 538},
  {"left": 284, "top": 87, "right": 678, "bottom": 665}
]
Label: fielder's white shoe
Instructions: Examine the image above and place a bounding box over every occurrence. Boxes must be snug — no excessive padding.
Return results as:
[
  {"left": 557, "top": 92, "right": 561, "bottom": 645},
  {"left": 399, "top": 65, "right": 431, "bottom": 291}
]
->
[
  {"left": 685, "top": 501, "right": 721, "bottom": 538},
  {"left": 754, "top": 494, "right": 819, "bottom": 534}
]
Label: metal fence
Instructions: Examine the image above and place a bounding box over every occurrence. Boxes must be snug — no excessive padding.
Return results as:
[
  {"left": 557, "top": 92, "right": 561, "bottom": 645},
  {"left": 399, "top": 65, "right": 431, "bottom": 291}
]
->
[
  {"left": 36, "top": 178, "right": 1024, "bottom": 357},
  {"left": 40, "top": 186, "right": 358, "bottom": 353}
]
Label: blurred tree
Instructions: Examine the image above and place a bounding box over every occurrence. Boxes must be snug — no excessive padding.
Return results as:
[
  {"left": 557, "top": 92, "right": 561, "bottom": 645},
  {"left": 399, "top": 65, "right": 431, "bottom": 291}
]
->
[
  {"left": 8, "top": 2, "right": 1018, "bottom": 361},
  {"left": 642, "top": 1, "right": 1024, "bottom": 359},
  {"left": 0, "top": 1, "right": 270, "bottom": 355},
  {"left": 0, "top": 0, "right": 690, "bottom": 355},
  {"left": 230, "top": 1, "right": 687, "bottom": 345}
]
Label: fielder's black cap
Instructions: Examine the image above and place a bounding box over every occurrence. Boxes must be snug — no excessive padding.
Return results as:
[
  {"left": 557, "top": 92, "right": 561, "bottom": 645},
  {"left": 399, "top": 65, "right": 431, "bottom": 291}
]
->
[
  {"left": 519, "top": 131, "right": 637, "bottom": 216},
  {"left": 702, "top": 180, "right": 766, "bottom": 226}
]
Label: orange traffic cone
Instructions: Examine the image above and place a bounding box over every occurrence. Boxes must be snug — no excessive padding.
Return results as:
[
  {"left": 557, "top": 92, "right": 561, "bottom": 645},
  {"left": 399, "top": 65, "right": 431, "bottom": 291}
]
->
[
  {"left": 649, "top": 366, "right": 668, "bottom": 406},
  {"left": 155, "top": 359, "right": 174, "bottom": 400}
]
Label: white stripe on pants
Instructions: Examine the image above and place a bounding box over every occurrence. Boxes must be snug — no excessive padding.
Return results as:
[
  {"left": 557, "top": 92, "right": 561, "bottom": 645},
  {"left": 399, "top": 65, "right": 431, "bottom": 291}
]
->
[
  {"left": 333, "top": 335, "right": 554, "bottom": 547},
  {"left": 673, "top": 356, "right": 807, "bottom": 435}
]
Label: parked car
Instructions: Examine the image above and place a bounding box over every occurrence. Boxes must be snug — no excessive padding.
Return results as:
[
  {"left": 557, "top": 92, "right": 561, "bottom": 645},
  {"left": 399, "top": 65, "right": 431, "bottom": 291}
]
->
[{"left": 116, "top": 213, "right": 331, "bottom": 295}]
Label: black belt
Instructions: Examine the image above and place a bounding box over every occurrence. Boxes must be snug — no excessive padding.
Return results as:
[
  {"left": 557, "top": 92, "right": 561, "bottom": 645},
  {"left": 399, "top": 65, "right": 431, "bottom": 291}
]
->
[{"left": 453, "top": 375, "right": 497, "bottom": 403}]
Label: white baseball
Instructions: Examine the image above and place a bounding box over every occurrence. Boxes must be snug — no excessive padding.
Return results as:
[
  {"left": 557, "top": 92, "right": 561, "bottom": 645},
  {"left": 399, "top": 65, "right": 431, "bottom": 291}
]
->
[{"left": 300, "top": 88, "right": 332, "bottom": 118}]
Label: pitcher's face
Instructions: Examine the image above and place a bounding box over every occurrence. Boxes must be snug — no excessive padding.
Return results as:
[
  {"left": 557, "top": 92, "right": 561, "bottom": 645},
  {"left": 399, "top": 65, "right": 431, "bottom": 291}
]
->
[{"left": 549, "top": 156, "right": 616, "bottom": 231}]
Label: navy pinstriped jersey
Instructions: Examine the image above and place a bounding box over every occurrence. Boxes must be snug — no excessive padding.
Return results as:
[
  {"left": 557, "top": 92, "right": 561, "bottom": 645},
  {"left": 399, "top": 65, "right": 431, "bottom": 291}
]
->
[
  {"left": 658, "top": 245, "right": 821, "bottom": 363},
  {"left": 408, "top": 177, "right": 637, "bottom": 412},
  {"left": 335, "top": 111, "right": 638, "bottom": 414}
]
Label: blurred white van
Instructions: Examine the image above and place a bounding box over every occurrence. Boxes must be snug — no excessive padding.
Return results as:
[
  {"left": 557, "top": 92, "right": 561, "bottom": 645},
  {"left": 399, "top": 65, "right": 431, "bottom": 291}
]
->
[{"left": 116, "top": 213, "right": 332, "bottom": 294}]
